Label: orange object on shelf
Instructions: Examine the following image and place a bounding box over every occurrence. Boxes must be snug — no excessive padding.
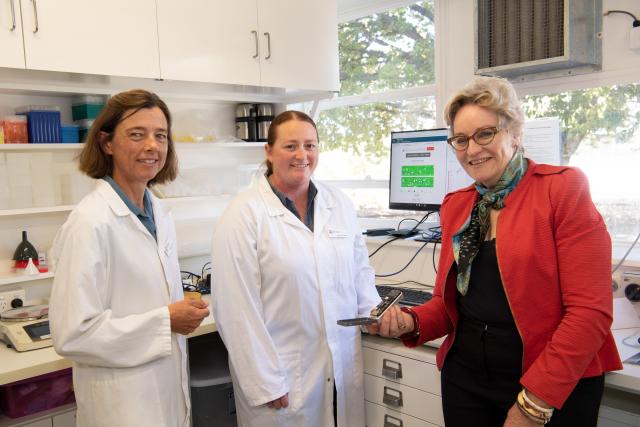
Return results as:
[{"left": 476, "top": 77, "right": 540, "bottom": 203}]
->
[{"left": 3, "top": 116, "right": 28, "bottom": 144}]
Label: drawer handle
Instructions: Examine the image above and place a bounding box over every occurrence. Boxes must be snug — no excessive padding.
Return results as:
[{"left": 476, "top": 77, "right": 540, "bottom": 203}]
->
[
  {"left": 30, "top": 0, "right": 38, "bottom": 34},
  {"left": 384, "top": 414, "right": 403, "bottom": 427},
  {"left": 382, "top": 358, "right": 402, "bottom": 380},
  {"left": 382, "top": 386, "right": 403, "bottom": 407},
  {"left": 251, "top": 30, "right": 259, "bottom": 58},
  {"left": 9, "top": 0, "right": 16, "bottom": 31}
]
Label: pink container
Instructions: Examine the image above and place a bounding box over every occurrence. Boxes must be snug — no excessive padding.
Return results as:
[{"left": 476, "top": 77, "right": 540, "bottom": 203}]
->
[{"left": 0, "top": 368, "right": 75, "bottom": 418}]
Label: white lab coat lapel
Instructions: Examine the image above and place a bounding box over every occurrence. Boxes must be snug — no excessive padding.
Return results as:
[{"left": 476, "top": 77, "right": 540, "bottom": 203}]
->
[
  {"left": 313, "top": 184, "right": 336, "bottom": 237},
  {"left": 97, "top": 181, "right": 172, "bottom": 298},
  {"left": 258, "top": 175, "right": 313, "bottom": 233},
  {"left": 152, "top": 196, "right": 178, "bottom": 299}
]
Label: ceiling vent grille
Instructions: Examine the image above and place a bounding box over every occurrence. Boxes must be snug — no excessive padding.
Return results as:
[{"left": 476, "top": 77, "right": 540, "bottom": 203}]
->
[{"left": 475, "top": 0, "right": 602, "bottom": 81}]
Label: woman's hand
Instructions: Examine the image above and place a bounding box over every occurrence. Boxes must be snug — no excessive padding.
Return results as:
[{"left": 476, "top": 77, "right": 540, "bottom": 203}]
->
[
  {"left": 168, "top": 299, "right": 210, "bottom": 335},
  {"left": 366, "top": 305, "right": 414, "bottom": 338},
  {"left": 266, "top": 394, "right": 289, "bottom": 409},
  {"left": 503, "top": 404, "right": 539, "bottom": 426},
  {"left": 504, "top": 390, "right": 553, "bottom": 426}
]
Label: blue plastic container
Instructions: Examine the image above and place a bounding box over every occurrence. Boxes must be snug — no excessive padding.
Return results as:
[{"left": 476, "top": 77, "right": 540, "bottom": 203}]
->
[
  {"left": 16, "top": 107, "right": 61, "bottom": 144},
  {"left": 60, "top": 125, "right": 80, "bottom": 143}
]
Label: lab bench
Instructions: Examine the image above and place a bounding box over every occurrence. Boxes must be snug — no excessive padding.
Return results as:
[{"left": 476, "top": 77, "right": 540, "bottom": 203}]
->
[{"left": 0, "top": 296, "right": 218, "bottom": 425}]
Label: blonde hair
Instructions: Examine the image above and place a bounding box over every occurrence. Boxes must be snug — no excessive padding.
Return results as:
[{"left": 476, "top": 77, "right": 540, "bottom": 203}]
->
[
  {"left": 444, "top": 76, "right": 525, "bottom": 139},
  {"left": 78, "top": 89, "right": 178, "bottom": 184}
]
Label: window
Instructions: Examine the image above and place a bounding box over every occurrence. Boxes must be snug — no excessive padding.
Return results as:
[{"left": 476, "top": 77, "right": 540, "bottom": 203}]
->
[
  {"left": 316, "top": 97, "right": 436, "bottom": 216},
  {"left": 521, "top": 83, "right": 640, "bottom": 259},
  {"left": 308, "top": 1, "right": 437, "bottom": 217},
  {"left": 337, "top": 1, "right": 435, "bottom": 97}
]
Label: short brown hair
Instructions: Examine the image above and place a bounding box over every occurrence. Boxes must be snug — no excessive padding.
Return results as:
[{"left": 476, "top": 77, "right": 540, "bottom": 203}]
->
[
  {"left": 444, "top": 76, "right": 525, "bottom": 140},
  {"left": 78, "top": 89, "right": 178, "bottom": 184},
  {"left": 265, "top": 110, "right": 319, "bottom": 176}
]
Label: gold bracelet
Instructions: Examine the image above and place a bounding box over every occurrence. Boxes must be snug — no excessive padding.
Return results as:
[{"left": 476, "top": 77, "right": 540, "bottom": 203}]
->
[
  {"left": 517, "top": 390, "right": 551, "bottom": 424},
  {"left": 522, "top": 389, "right": 554, "bottom": 416},
  {"left": 516, "top": 399, "right": 547, "bottom": 425}
]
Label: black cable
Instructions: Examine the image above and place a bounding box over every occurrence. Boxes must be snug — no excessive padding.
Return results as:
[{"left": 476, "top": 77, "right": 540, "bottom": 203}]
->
[
  {"left": 201, "top": 261, "right": 211, "bottom": 278},
  {"left": 397, "top": 218, "right": 419, "bottom": 229},
  {"left": 432, "top": 240, "right": 438, "bottom": 274},
  {"left": 375, "top": 241, "right": 429, "bottom": 278},
  {"left": 369, "top": 236, "right": 401, "bottom": 258},
  {"left": 604, "top": 10, "right": 640, "bottom": 27}
]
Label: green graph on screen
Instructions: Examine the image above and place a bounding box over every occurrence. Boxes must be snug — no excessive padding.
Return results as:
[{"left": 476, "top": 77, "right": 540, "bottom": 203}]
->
[{"left": 401, "top": 165, "right": 434, "bottom": 188}]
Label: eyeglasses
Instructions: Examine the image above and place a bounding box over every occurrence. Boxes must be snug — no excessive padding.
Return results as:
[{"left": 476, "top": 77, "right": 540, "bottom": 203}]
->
[{"left": 447, "top": 126, "right": 502, "bottom": 151}]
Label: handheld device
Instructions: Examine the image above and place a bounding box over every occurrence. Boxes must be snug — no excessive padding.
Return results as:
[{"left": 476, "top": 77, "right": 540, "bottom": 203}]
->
[{"left": 337, "top": 289, "right": 403, "bottom": 326}]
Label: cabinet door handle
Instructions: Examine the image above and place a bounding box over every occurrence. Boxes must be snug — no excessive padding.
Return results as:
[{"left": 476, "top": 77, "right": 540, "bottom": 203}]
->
[
  {"left": 9, "top": 0, "right": 16, "bottom": 31},
  {"left": 263, "top": 32, "right": 271, "bottom": 59},
  {"left": 384, "top": 414, "right": 403, "bottom": 427},
  {"left": 30, "top": 0, "right": 38, "bottom": 33},
  {"left": 382, "top": 358, "right": 402, "bottom": 380},
  {"left": 382, "top": 386, "right": 403, "bottom": 407},
  {"left": 251, "top": 30, "right": 259, "bottom": 58}
]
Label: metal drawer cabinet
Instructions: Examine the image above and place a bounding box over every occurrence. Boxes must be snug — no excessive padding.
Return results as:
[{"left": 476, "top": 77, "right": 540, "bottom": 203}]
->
[
  {"left": 362, "top": 346, "right": 440, "bottom": 394},
  {"left": 365, "top": 401, "right": 439, "bottom": 427},
  {"left": 364, "top": 374, "right": 444, "bottom": 426},
  {"left": 362, "top": 336, "right": 443, "bottom": 427}
]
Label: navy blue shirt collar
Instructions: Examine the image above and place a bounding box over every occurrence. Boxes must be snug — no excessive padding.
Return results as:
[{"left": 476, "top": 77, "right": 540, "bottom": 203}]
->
[{"left": 103, "top": 176, "right": 157, "bottom": 240}]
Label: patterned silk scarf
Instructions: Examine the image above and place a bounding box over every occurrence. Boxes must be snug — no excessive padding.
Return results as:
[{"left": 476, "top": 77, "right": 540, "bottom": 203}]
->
[{"left": 452, "top": 149, "right": 528, "bottom": 295}]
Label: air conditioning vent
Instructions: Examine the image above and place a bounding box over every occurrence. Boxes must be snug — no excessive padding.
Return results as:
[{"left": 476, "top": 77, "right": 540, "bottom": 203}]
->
[{"left": 475, "top": 0, "right": 602, "bottom": 81}]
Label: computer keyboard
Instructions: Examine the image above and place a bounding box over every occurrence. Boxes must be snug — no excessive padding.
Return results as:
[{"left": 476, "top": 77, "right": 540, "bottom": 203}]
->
[{"left": 376, "top": 285, "right": 433, "bottom": 306}]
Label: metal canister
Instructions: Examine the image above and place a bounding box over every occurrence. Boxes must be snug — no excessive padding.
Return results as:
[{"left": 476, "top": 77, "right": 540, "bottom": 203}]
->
[
  {"left": 256, "top": 104, "right": 274, "bottom": 142},
  {"left": 235, "top": 104, "right": 256, "bottom": 141}
]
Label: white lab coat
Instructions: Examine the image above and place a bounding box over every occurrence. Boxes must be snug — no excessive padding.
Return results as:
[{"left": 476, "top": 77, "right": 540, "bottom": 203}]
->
[
  {"left": 212, "top": 175, "right": 380, "bottom": 427},
  {"left": 49, "top": 180, "right": 189, "bottom": 427}
]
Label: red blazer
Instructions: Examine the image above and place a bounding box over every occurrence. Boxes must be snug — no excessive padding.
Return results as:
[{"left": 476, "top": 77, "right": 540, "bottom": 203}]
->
[{"left": 405, "top": 160, "right": 622, "bottom": 408}]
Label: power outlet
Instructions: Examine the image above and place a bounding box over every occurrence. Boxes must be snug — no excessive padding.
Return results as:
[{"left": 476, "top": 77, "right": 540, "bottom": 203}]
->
[{"left": 0, "top": 288, "right": 26, "bottom": 314}]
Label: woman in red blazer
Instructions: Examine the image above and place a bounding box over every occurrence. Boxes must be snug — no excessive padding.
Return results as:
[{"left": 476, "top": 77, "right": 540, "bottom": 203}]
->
[{"left": 370, "top": 76, "right": 622, "bottom": 426}]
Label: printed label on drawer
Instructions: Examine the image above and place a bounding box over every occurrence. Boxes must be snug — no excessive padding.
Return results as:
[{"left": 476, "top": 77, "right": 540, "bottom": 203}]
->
[
  {"left": 365, "top": 401, "right": 441, "bottom": 427},
  {"left": 364, "top": 374, "right": 444, "bottom": 425},
  {"left": 363, "top": 347, "right": 440, "bottom": 394}
]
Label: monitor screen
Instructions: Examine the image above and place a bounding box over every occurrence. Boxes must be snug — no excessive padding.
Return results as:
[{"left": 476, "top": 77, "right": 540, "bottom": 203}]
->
[{"left": 389, "top": 128, "right": 473, "bottom": 211}]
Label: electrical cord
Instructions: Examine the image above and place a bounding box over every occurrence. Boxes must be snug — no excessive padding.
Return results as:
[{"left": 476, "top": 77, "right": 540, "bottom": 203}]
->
[
  {"left": 432, "top": 240, "right": 439, "bottom": 274},
  {"left": 369, "top": 236, "right": 401, "bottom": 258},
  {"left": 603, "top": 9, "right": 640, "bottom": 27},
  {"left": 375, "top": 241, "right": 429, "bottom": 278},
  {"left": 612, "top": 229, "right": 640, "bottom": 274}
]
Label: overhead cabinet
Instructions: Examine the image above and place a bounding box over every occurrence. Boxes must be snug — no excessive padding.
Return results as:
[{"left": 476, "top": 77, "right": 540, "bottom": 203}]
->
[
  {"left": 0, "top": 0, "right": 25, "bottom": 69},
  {"left": 20, "top": 0, "right": 160, "bottom": 78},
  {"left": 156, "top": 0, "right": 339, "bottom": 91},
  {"left": 0, "top": 0, "right": 338, "bottom": 91}
]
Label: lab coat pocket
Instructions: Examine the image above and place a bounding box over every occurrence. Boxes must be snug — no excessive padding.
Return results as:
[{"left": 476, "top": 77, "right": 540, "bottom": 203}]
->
[
  {"left": 330, "top": 233, "right": 355, "bottom": 293},
  {"left": 87, "top": 365, "right": 167, "bottom": 427},
  {"left": 279, "top": 352, "right": 302, "bottom": 414}
]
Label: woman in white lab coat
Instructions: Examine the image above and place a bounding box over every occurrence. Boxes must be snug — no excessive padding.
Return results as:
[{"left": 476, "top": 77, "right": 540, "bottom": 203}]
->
[
  {"left": 49, "top": 89, "right": 210, "bottom": 427},
  {"left": 212, "top": 111, "right": 381, "bottom": 427}
]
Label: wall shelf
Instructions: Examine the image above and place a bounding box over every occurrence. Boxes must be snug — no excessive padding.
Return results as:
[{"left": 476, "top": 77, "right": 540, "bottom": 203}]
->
[
  {"left": 175, "top": 142, "right": 264, "bottom": 148},
  {"left": 0, "top": 205, "right": 74, "bottom": 217},
  {"left": 0, "top": 144, "right": 82, "bottom": 151},
  {"left": 0, "top": 270, "right": 54, "bottom": 286}
]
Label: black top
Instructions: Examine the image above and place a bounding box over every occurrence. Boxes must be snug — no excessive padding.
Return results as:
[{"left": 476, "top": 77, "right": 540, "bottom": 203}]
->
[{"left": 458, "top": 239, "right": 517, "bottom": 329}]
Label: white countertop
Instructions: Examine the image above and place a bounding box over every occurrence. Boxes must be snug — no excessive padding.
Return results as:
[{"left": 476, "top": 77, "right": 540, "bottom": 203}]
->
[{"left": 0, "top": 295, "right": 217, "bottom": 386}]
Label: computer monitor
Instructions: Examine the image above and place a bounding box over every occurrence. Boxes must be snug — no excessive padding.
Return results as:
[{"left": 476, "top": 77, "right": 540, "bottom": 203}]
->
[{"left": 389, "top": 128, "right": 473, "bottom": 211}]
